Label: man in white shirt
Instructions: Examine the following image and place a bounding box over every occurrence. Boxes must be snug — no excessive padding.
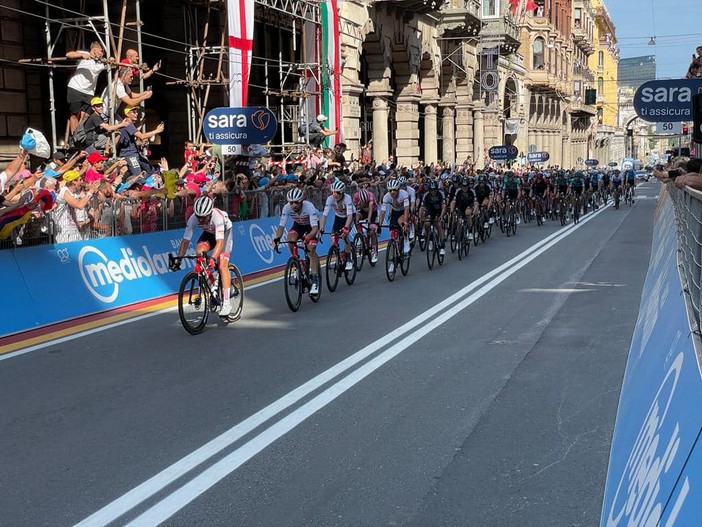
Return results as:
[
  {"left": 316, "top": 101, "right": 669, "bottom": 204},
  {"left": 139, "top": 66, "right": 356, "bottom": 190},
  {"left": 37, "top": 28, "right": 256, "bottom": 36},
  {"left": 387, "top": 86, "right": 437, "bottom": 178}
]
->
[
  {"left": 66, "top": 41, "right": 114, "bottom": 133},
  {"left": 114, "top": 67, "right": 153, "bottom": 119}
]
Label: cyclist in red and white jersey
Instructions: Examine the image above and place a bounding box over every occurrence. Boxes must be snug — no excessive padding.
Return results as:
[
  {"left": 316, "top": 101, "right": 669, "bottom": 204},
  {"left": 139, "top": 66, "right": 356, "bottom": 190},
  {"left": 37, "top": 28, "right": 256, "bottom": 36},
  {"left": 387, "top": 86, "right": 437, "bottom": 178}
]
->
[
  {"left": 353, "top": 188, "right": 379, "bottom": 263},
  {"left": 320, "top": 180, "right": 355, "bottom": 271},
  {"left": 273, "top": 188, "right": 321, "bottom": 295},
  {"left": 378, "top": 179, "right": 411, "bottom": 254},
  {"left": 172, "top": 195, "right": 234, "bottom": 317}
]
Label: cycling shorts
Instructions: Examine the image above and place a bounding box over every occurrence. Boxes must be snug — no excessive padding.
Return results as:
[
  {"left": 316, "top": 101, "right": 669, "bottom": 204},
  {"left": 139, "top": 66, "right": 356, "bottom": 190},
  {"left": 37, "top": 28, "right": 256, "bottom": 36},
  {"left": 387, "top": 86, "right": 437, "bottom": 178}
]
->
[
  {"left": 197, "top": 229, "right": 233, "bottom": 259},
  {"left": 356, "top": 208, "right": 378, "bottom": 226},
  {"left": 332, "top": 216, "right": 348, "bottom": 235},
  {"left": 505, "top": 190, "right": 519, "bottom": 202},
  {"left": 389, "top": 209, "right": 405, "bottom": 228},
  {"left": 288, "top": 222, "right": 317, "bottom": 246},
  {"left": 572, "top": 186, "right": 584, "bottom": 195}
]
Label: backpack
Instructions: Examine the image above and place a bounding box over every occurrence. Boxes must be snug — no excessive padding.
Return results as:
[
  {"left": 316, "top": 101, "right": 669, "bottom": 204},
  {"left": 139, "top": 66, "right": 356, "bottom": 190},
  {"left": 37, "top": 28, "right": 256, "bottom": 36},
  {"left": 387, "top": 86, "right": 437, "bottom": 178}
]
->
[{"left": 71, "top": 115, "right": 90, "bottom": 147}]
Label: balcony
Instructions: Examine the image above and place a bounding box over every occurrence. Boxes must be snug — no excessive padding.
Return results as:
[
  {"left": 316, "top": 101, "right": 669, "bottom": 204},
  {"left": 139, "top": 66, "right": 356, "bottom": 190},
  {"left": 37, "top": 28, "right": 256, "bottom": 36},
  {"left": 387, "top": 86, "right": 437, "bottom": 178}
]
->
[
  {"left": 525, "top": 68, "right": 558, "bottom": 91},
  {"left": 438, "top": 0, "right": 482, "bottom": 38},
  {"left": 480, "top": 15, "right": 521, "bottom": 54},
  {"left": 569, "top": 98, "right": 597, "bottom": 116},
  {"left": 572, "top": 27, "right": 595, "bottom": 55},
  {"left": 389, "top": 0, "right": 447, "bottom": 15},
  {"left": 595, "top": 5, "right": 616, "bottom": 38}
]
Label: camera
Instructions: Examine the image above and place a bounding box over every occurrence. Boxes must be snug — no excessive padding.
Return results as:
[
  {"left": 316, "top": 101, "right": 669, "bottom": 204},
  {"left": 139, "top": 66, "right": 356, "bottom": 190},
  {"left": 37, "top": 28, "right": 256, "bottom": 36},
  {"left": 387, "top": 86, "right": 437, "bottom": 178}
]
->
[{"left": 668, "top": 169, "right": 682, "bottom": 179}]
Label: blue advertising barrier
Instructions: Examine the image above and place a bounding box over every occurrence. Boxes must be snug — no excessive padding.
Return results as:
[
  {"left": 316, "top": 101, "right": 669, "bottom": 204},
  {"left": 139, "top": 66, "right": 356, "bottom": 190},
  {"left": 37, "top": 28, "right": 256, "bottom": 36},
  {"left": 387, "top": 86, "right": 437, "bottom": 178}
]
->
[
  {"left": 1, "top": 212, "right": 391, "bottom": 338},
  {"left": 600, "top": 193, "right": 702, "bottom": 526}
]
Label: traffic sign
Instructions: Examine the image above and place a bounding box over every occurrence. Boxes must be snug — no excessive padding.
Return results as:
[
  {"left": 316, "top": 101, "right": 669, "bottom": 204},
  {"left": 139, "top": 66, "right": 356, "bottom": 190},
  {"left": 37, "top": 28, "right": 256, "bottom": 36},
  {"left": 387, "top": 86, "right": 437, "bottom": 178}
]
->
[
  {"left": 584, "top": 159, "right": 599, "bottom": 166},
  {"left": 488, "top": 145, "right": 518, "bottom": 160},
  {"left": 655, "top": 122, "right": 682, "bottom": 135},
  {"left": 203, "top": 106, "right": 278, "bottom": 145}
]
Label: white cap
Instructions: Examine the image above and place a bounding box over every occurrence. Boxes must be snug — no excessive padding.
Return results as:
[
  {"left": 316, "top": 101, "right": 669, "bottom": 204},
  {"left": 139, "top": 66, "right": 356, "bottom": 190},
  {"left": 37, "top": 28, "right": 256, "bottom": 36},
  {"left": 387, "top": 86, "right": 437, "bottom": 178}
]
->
[{"left": 316, "top": 114, "right": 328, "bottom": 121}]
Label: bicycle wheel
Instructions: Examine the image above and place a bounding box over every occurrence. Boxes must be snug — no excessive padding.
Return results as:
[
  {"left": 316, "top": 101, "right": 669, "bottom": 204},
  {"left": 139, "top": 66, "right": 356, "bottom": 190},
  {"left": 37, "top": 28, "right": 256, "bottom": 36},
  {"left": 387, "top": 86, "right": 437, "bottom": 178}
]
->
[
  {"left": 510, "top": 208, "right": 518, "bottom": 235},
  {"left": 418, "top": 230, "right": 426, "bottom": 252},
  {"left": 559, "top": 203, "right": 567, "bottom": 226},
  {"left": 284, "top": 258, "right": 303, "bottom": 312},
  {"left": 344, "top": 246, "right": 357, "bottom": 285},
  {"left": 436, "top": 232, "right": 445, "bottom": 266},
  {"left": 369, "top": 235, "right": 378, "bottom": 267},
  {"left": 573, "top": 198, "right": 580, "bottom": 224},
  {"left": 400, "top": 242, "right": 411, "bottom": 276},
  {"left": 178, "top": 271, "right": 209, "bottom": 335},
  {"left": 457, "top": 223, "right": 465, "bottom": 261},
  {"left": 449, "top": 221, "right": 458, "bottom": 253},
  {"left": 426, "top": 231, "right": 436, "bottom": 270},
  {"left": 386, "top": 240, "right": 398, "bottom": 282},
  {"left": 353, "top": 234, "right": 365, "bottom": 272},
  {"left": 226, "top": 263, "right": 245, "bottom": 322},
  {"left": 326, "top": 245, "right": 341, "bottom": 292}
]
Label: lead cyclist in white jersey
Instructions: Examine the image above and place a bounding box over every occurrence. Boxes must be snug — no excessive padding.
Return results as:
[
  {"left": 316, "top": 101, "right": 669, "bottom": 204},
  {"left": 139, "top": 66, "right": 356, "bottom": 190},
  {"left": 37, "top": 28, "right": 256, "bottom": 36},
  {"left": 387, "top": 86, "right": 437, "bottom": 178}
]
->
[{"left": 172, "top": 195, "right": 235, "bottom": 317}]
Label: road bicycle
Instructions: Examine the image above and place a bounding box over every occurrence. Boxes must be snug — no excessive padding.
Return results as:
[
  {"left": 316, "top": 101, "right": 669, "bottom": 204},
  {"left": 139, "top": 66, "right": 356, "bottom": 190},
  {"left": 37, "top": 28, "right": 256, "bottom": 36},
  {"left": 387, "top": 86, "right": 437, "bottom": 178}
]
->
[
  {"left": 613, "top": 186, "right": 621, "bottom": 210},
  {"left": 323, "top": 231, "right": 357, "bottom": 292},
  {"left": 352, "top": 219, "right": 378, "bottom": 271},
  {"left": 385, "top": 224, "right": 411, "bottom": 282},
  {"left": 169, "top": 253, "right": 244, "bottom": 335},
  {"left": 274, "top": 240, "right": 321, "bottom": 311},
  {"left": 624, "top": 185, "right": 633, "bottom": 207},
  {"left": 572, "top": 193, "right": 582, "bottom": 224},
  {"left": 424, "top": 219, "right": 445, "bottom": 270},
  {"left": 503, "top": 200, "right": 518, "bottom": 237},
  {"left": 454, "top": 213, "right": 472, "bottom": 261}
]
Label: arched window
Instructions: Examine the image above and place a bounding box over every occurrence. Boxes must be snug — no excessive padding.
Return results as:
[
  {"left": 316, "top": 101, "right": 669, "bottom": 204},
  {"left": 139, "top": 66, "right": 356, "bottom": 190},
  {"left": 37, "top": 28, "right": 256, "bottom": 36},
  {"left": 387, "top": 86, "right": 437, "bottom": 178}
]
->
[
  {"left": 598, "top": 51, "right": 604, "bottom": 69},
  {"left": 597, "top": 76, "right": 604, "bottom": 94},
  {"left": 533, "top": 37, "right": 545, "bottom": 69}
]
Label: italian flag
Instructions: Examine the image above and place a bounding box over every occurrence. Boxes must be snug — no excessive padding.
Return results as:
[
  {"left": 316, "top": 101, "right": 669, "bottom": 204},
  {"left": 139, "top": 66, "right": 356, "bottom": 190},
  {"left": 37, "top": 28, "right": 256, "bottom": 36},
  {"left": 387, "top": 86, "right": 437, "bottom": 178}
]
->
[{"left": 320, "top": 0, "right": 342, "bottom": 147}]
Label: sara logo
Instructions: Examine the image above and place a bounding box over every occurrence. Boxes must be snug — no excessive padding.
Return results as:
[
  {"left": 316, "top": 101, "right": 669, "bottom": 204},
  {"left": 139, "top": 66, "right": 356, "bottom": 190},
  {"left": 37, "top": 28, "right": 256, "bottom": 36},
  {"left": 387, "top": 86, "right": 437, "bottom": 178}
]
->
[
  {"left": 251, "top": 109, "right": 271, "bottom": 131},
  {"left": 78, "top": 245, "right": 172, "bottom": 303},
  {"left": 249, "top": 223, "right": 279, "bottom": 264}
]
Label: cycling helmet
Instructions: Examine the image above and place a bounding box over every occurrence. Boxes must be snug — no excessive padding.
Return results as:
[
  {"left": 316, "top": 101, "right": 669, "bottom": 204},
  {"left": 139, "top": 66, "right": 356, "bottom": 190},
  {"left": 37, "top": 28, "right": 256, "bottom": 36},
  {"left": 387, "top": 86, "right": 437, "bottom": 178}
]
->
[
  {"left": 193, "top": 196, "right": 214, "bottom": 217},
  {"left": 356, "top": 189, "right": 370, "bottom": 204},
  {"left": 387, "top": 179, "right": 400, "bottom": 191},
  {"left": 287, "top": 188, "right": 303, "bottom": 202},
  {"left": 429, "top": 180, "right": 439, "bottom": 190},
  {"left": 451, "top": 174, "right": 459, "bottom": 184},
  {"left": 398, "top": 176, "right": 407, "bottom": 187},
  {"left": 331, "top": 180, "right": 346, "bottom": 193},
  {"left": 460, "top": 176, "right": 470, "bottom": 186}
]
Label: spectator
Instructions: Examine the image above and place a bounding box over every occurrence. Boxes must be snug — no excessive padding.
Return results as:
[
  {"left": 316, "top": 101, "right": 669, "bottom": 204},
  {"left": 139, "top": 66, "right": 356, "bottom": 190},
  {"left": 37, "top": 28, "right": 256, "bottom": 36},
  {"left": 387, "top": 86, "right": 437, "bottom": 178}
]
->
[
  {"left": 132, "top": 193, "right": 162, "bottom": 233},
  {"left": 361, "top": 140, "right": 372, "bottom": 165},
  {"left": 84, "top": 152, "right": 109, "bottom": 183},
  {"left": 120, "top": 48, "right": 161, "bottom": 82},
  {"left": 116, "top": 106, "right": 164, "bottom": 175},
  {"left": 0, "top": 149, "right": 30, "bottom": 196},
  {"left": 114, "top": 67, "right": 153, "bottom": 119},
  {"left": 300, "top": 114, "right": 336, "bottom": 148},
  {"left": 308, "top": 147, "right": 326, "bottom": 171},
  {"left": 673, "top": 158, "right": 702, "bottom": 190},
  {"left": 66, "top": 41, "right": 114, "bottom": 133},
  {"left": 53, "top": 170, "right": 99, "bottom": 243},
  {"left": 82, "top": 97, "right": 128, "bottom": 153},
  {"left": 88, "top": 180, "right": 118, "bottom": 237}
]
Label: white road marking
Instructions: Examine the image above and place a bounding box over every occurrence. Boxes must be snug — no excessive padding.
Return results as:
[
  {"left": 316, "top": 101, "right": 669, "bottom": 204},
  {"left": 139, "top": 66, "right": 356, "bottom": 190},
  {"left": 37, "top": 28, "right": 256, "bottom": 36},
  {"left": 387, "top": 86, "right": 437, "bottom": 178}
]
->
[{"left": 75, "top": 203, "right": 610, "bottom": 527}]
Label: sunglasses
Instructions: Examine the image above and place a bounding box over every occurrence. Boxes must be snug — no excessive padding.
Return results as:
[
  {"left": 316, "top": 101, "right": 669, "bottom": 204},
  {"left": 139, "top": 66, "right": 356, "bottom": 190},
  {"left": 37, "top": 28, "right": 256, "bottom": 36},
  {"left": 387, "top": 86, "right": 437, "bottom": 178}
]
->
[{"left": 289, "top": 200, "right": 302, "bottom": 205}]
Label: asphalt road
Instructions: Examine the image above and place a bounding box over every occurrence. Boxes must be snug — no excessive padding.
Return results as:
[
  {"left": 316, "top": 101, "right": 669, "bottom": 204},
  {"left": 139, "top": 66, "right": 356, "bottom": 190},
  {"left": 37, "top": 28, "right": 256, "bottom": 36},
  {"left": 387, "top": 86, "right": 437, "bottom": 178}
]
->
[{"left": 0, "top": 182, "right": 659, "bottom": 527}]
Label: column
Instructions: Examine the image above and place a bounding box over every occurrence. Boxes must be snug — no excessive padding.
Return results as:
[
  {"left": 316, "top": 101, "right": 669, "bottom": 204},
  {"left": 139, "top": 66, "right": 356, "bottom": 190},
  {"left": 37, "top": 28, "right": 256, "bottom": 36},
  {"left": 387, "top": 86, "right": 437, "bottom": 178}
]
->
[
  {"left": 395, "top": 100, "right": 420, "bottom": 167},
  {"left": 423, "top": 103, "right": 438, "bottom": 165},
  {"left": 550, "top": 131, "right": 560, "bottom": 166},
  {"left": 473, "top": 108, "right": 485, "bottom": 166},
  {"left": 528, "top": 127, "right": 536, "bottom": 153},
  {"left": 455, "top": 105, "right": 474, "bottom": 164},
  {"left": 441, "top": 106, "right": 456, "bottom": 164},
  {"left": 372, "top": 97, "right": 389, "bottom": 164}
]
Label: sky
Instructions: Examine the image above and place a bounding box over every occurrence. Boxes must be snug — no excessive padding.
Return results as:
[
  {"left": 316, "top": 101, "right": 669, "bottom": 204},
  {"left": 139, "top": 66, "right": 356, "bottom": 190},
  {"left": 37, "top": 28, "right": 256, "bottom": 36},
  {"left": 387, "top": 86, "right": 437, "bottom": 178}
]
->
[{"left": 605, "top": 0, "right": 701, "bottom": 79}]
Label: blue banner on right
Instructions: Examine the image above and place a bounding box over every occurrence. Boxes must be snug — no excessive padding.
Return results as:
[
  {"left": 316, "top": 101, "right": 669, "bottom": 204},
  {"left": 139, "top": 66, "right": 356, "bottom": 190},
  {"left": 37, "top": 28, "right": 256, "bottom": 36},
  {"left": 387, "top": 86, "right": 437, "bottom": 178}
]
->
[{"left": 601, "top": 193, "right": 702, "bottom": 526}]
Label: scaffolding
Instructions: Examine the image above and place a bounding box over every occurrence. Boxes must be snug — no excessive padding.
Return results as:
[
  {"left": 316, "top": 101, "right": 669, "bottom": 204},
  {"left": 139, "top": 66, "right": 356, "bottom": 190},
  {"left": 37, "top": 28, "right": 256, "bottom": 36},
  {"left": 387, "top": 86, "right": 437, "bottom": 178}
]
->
[{"left": 22, "top": 0, "right": 145, "bottom": 151}]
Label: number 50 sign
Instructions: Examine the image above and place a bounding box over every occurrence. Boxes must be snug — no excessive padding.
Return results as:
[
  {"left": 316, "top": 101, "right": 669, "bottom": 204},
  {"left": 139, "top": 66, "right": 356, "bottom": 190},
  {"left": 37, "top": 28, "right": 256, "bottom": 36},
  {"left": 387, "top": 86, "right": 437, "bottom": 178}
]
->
[{"left": 656, "top": 121, "right": 682, "bottom": 134}]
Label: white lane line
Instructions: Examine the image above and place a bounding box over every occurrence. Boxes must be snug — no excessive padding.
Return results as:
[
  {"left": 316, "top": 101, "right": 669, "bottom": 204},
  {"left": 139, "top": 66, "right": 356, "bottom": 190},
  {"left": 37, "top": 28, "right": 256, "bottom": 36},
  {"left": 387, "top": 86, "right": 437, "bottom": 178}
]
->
[
  {"left": 124, "top": 199, "right": 607, "bottom": 526},
  {"left": 75, "top": 204, "right": 609, "bottom": 527}
]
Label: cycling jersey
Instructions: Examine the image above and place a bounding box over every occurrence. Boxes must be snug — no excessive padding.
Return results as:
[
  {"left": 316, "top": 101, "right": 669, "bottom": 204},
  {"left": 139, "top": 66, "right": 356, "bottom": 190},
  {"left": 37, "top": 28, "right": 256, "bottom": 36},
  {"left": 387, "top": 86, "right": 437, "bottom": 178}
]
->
[
  {"left": 474, "top": 184, "right": 491, "bottom": 204},
  {"left": 183, "top": 207, "right": 232, "bottom": 242},
  {"left": 279, "top": 200, "right": 319, "bottom": 227},
  {"left": 382, "top": 189, "right": 410, "bottom": 212},
  {"left": 501, "top": 178, "right": 520, "bottom": 191},
  {"left": 532, "top": 180, "right": 548, "bottom": 197},
  {"left": 571, "top": 178, "right": 584, "bottom": 194},
  {"left": 322, "top": 193, "right": 354, "bottom": 218},
  {"left": 404, "top": 185, "right": 417, "bottom": 206},
  {"left": 422, "top": 191, "right": 445, "bottom": 217},
  {"left": 453, "top": 188, "right": 475, "bottom": 215}
]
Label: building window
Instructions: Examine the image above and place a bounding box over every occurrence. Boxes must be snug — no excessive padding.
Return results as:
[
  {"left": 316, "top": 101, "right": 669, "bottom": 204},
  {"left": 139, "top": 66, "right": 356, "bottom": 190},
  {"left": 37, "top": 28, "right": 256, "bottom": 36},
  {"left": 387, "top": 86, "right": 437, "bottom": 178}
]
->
[
  {"left": 533, "top": 37, "right": 545, "bottom": 69},
  {"left": 598, "top": 51, "right": 604, "bottom": 69},
  {"left": 483, "top": 0, "right": 498, "bottom": 17},
  {"left": 574, "top": 80, "right": 582, "bottom": 98},
  {"left": 574, "top": 8, "right": 581, "bottom": 28},
  {"left": 597, "top": 76, "right": 604, "bottom": 94},
  {"left": 597, "top": 107, "right": 603, "bottom": 124}
]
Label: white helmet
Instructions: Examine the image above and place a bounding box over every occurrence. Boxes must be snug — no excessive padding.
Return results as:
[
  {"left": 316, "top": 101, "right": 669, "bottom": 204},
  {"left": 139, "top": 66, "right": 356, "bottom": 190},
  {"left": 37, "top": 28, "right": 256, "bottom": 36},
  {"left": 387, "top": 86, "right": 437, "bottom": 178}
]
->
[
  {"left": 287, "top": 188, "right": 303, "bottom": 202},
  {"left": 193, "top": 196, "right": 214, "bottom": 217},
  {"left": 331, "top": 180, "right": 345, "bottom": 193},
  {"left": 387, "top": 179, "right": 400, "bottom": 190},
  {"left": 316, "top": 114, "right": 328, "bottom": 122}
]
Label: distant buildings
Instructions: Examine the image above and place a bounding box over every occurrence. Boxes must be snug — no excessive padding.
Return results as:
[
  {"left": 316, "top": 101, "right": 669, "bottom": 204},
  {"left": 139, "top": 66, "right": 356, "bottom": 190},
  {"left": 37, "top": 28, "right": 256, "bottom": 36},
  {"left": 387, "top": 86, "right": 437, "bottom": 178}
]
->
[{"left": 618, "top": 55, "right": 656, "bottom": 90}]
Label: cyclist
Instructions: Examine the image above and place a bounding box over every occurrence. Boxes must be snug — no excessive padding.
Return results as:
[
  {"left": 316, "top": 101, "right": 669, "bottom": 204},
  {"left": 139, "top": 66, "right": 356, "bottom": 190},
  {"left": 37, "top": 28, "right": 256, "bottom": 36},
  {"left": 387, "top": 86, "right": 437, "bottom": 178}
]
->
[
  {"left": 378, "top": 178, "right": 411, "bottom": 256},
  {"left": 474, "top": 175, "right": 493, "bottom": 228},
  {"left": 171, "top": 195, "right": 234, "bottom": 317},
  {"left": 420, "top": 179, "right": 446, "bottom": 255},
  {"left": 353, "top": 188, "right": 379, "bottom": 264},
  {"left": 532, "top": 172, "right": 550, "bottom": 221},
  {"left": 612, "top": 170, "right": 623, "bottom": 198},
  {"left": 624, "top": 168, "right": 636, "bottom": 203},
  {"left": 398, "top": 176, "right": 418, "bottom": 241},
  {"left": 570, "top": 171, "right": 585, "bottom": 215},
  {"left": 451, "top": 176, "right": 478, "bottom": 241},
  {"left": 273, "top": 188, "right": 321, "bottom": 295},
  {"left": 501, "top": 171, "right": 521, "bottom": 225},
  {"left": 320, "top": 180, "right": 355, "bottom": 271}
]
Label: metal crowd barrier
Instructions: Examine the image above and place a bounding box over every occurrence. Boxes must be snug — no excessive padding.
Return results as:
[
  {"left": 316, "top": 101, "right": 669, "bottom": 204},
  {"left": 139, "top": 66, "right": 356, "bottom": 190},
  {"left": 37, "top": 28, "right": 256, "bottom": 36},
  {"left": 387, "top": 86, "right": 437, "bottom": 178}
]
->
[
  {"left": 669, "top": 182, "right": 702, "bottom": 328},
  {"left": 0, "top": 182, "right": 390, "bottom": 250}
]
